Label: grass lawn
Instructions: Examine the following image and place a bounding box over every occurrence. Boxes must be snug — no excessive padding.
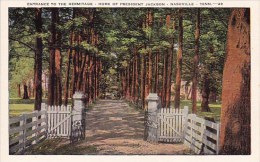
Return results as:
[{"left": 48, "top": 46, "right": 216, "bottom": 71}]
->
[
  {"left": 9, "top": 98, "right": 221, "bottom": 121},
  {"left": 9, "top": 98, "right": 73, "bottom": 117},
  {"left": 9, "top": 98, "right": 46, "bottom": 117},
  {"left": 9, "top": 104, "right": 34, "bottom": 117},
  {"left": 180, "top": 100, "right": 221, "bottom": 122}
]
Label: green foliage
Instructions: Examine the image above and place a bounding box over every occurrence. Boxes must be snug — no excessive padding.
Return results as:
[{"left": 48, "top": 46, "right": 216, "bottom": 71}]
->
[
  {"left": 139, "top": 48, "right": 149, "bottom": 55},
  {"left": 8, "top": 8, "right": 229, "bottom": 107},
  {"left": 160, "top": 40, "right": 171, "bottom": 48},
  {"left": 180, "top": 8, "right": 228, "bottom": 97},
  {"left": 80, "top": 42, "right": 98, "bottom": 53},
  {"left": 161, "top": 26, "right": 175, "bottom": 38}
]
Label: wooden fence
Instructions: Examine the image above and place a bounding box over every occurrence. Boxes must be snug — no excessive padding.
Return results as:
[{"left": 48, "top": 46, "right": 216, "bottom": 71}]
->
[
  {"left": 10, "top": 102, "right": 220, "bottom": 155},
  {"left": 9, "top": 110, "right": 47, "bottom": 154},
  {"left": 184, "top": 114, "right": 220, "bottom": 154},
  {"left": 9, "top": 104, "right": 73, "bottom": 154}
]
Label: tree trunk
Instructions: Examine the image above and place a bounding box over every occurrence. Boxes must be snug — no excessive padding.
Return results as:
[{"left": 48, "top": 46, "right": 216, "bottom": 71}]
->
[
  {"left": 93, "top": 55, "right": 97, "bottom": 100},
  {"left": 88, "top": 56, "right": 93, "bottom": 104},
  {"left": 83, "top": 55, "right": 89, "bottom": 95},
  {"left": 28, "top": 80, "right": 31, "bottom": 97},
  {"left": 126, "top": 64, "right": 131, "bottom": 100},
  {"left": 192, "top": 8, "right": 200, "bottom": 114},
  {"left": 23, "top": 83, "right": 29, "bottom": 99},
  {"left": 166, "top": 14, "right": 174, "bottom": 108},
  {"left": 64, "top": 48, "right": 72, "bottom": 105},
  {"left": 184, "top": 85, "right": 189, "bottom": 100},
  {"left": 148, "top": 48, "right": 152, "bottom": 94},
  {"left": 166, "top": 45, "right": 173, "bottom": 108},
  {"left": 219, "top": 9, "right": 250, "bottom": 155},
  {"left": 17, "top": 84, "right": 21, "bottom": 98},
  {"left": 141, "top": 53, "right": 146, "bottom": 109},
  {"left": 131, "top": 48, "right": 136, "bottom": 102},
  {"left": 121, "top": 70, "right": 126, "bottom": 98},
  {"left": 34, "top": 8, "right": 42, "bottom": 110},
  {"left": 86, "top": 55, "right": 91, "bottom": 104},
  {"left": 95, "top": 58, "right": 99, "bottom": 99},
  {"left": 44, "top": 72, "right": 47, "bottom": 98},
  {"left": 75, "top": 34, "right": 83, "bottom": 91},
  {"left": 70, "top": 56, "right": 75, "bottom": 98},
  {"left": 154, "top": 50, "right": 159, "bottom": 94},
  {"left": 209, "top": 90, "right": 217, "bottom": 103},
  {"left": 48, "top": 8, "right": 59, "bottom": 106},
  {"left": 98, "top": 60, "right": 102, "bottom": 98},
  {"left": 201, "top": 73, "right": 211, "bottom": 112},
  {"left": 135, "top": 50, "right": 139, "bottom": 103},
  {"left": 55, "top": 48, "right": 62, "bottom": 106},
  {"left": 144, "top": 9, "right": 153, "bottom": 109},
  {"left": 174, "top": 9, "right": 183, "bottom": 109},
  {"left": 162, "top": 51, "right": 168, "bottom": 108}
]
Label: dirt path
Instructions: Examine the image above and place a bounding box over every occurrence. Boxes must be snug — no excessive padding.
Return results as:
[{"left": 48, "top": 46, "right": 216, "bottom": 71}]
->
[
  {"left": 26, "top": 100, "right": 190, "bottom": 155},
  {"left": 78, "top": 99, "right": 190, "bottom": 155}
]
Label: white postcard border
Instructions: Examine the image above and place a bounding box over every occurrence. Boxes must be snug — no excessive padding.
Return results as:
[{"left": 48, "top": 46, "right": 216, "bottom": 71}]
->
[{"left": 1, "top": 0, "right": 260, "bottom": 162}]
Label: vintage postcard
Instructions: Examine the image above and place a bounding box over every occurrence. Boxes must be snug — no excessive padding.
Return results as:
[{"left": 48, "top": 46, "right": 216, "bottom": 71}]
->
[{"left": 1, "top": 0, "right": 260, "bottom": 162}]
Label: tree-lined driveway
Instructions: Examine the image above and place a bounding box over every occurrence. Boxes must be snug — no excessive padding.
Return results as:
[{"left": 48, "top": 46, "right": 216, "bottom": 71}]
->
[{"left": 81, "top": 100, "right": 190, "bottom": 155}]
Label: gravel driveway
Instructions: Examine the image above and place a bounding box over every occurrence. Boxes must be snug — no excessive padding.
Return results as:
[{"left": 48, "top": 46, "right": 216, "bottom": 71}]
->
[
  {"left": 80, "top": 100, "right": 190, "bottom": 155},
  {"left": 25, "top": 100, "right": 190, "bottom": 155}
]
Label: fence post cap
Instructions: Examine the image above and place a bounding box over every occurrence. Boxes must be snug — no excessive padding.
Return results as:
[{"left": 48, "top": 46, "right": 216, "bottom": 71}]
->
[
  {"left": 73, "top": 91, "right": 85, "bottom": 99},
  {"left": 146, "top": 93, "right": 159, "bottom": 101}
]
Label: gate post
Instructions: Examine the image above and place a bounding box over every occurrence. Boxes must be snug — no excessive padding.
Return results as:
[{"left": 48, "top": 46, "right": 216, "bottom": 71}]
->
[
  {"left": 71, "top": 91, "right": 86, "bottom": 142},
  {"left": 145, "top": 93, "right": 161, "bottom": 142}
]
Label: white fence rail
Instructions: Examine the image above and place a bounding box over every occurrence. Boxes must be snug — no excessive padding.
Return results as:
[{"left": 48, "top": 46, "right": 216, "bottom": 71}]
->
[
  {"left": 9, "top": 104, "right": 73, "bottom": 154},
  {"left": 184, "top": 113, "right": 220, "bottom": 154},
  {"left": 9, "top": 110, "right": 47, "bottom": 154}
]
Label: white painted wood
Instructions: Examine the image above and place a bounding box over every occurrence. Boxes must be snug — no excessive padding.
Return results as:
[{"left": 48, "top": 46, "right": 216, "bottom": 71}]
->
[
  {"left": 47, "top": 105, "right": 51, "bottom": 136},
  {"left": 9, "top": 108, "right": 49, "bottom": 154},
  {"left": 170, "top": 108, "right": 173, "bottom": 142},
  {"left": 30, "top": 111, "right": 37, "bottom": 145},
  {"left": 204, "top": 147, "right": 215, "bottom": 154},
  {"left": 204, "top": 129, "right": 218, "bottom": 140},
  {"left": 46, "top": 105, "right": 72, "bottom": 138},
  {"left": 18, "top": 115, "right": 25, "bottom": 153},
  {"left": 203, "top": 136, "right": 217, "bottom": 149},
  {"left": 157, "top": 107, "right": 187, "bottom": 142},
  {"left": 9, "top": 115, "right": 24, "bottom": 124},
  {"left": 205, "top": 120, "right": 218, "bottom": 129},
  {"left": 216, "top": 122, "right": 220, "bottom": 154},
  {"left": 183, "top": 111, "right": 220, "bottom": 155}
]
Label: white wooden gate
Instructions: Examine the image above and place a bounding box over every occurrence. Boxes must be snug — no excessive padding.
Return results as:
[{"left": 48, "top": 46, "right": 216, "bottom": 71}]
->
[
  {"left": 42, "top": 103, "right": 72, "bottom": 138},
  {"left": 157, "top": 107, "right": 188, "bottom": 142}
]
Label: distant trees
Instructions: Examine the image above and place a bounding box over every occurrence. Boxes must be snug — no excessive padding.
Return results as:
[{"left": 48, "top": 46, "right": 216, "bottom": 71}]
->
[
  {"left": 8, "top": 8, "right": 236, "bottom": 114},
  {"left": 110, "top": 8, "right": 229, "bottom": 112}
]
